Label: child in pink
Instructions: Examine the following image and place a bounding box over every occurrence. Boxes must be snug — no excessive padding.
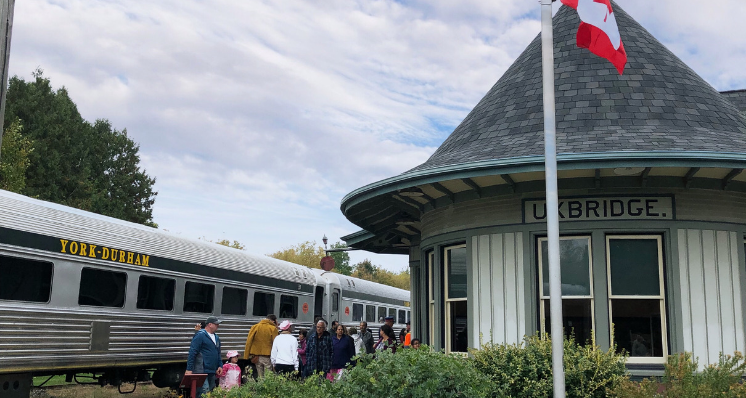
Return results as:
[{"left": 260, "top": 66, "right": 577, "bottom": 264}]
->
[{"left": 218, "top": 350, "right": 241, "bottom": 390}]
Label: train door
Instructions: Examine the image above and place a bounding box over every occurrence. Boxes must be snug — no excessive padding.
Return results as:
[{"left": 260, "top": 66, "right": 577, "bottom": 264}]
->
[
  {"left": 330, "top": 288, "right": 340, "bottom": 322},
  {"left": 314, "top": 286, "right": 324, "bottom": 320}
]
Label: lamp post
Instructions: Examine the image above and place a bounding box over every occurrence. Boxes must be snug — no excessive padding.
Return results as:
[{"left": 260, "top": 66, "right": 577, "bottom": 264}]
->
[{"left": 322, "top": 234, "right": 328, "bottom": 253}]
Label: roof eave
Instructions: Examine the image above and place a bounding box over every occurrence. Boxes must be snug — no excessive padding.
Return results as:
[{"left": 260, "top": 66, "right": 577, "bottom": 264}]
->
[{"left": 341, "top": 150, "right": 746, "bottom": 213}]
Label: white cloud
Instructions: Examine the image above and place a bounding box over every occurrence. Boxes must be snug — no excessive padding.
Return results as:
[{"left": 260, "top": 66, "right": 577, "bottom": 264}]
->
[{"left": 7, "top": 0, "right": 746, "bottom": 273}]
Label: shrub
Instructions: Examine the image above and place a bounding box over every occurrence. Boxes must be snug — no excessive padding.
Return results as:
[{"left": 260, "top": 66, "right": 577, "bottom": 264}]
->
[
  {"left": 471, "top": 333, "right": 628, "bottom": 398},
  {"left": 337, "top": 347, "right": 490, "bottom": 397},
  {"left": 207, "top": 347, "right": 488, "bottom": 398},
  {"left": 609, "top": 352, "right": 746, "bottom": 398},
  {"left": 206, "top": 372, "right": 335, "bottom": 398}
]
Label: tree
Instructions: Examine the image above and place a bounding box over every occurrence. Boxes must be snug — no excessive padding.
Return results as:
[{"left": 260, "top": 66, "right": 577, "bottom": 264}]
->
[
  {"left": 351, "top": 259, "right": 410, "bottom": 290},
  {"left": 0, "top": 119, "right": 33, "bottom": 192},
  {"left": 267, "top": 241, "right": 326, "bottom": 269},
  {"left": 215, "top": 239, "right": 245, "bottom": 250},
  {"left": 3, "top": 69, "right": 158, "bottom": 226},
  {"left": 329, "top": 241, "right": 352, "bottom": 275}
]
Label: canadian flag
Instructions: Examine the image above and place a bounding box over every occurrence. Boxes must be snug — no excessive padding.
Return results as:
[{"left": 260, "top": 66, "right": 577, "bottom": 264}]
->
[{"left": 560, "top": 0, "right": 627, "bottom": 74}]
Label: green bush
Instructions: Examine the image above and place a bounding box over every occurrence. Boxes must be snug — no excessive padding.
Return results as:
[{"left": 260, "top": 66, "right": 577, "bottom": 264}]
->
[
  {"left": 337, "top": 347, "right": 490, "bottom": 397},
  {"left": 207, "top": 372, "right": 334, "bottom": 398},
  {"left": 471, "top": 334, "right": 628, "bottom": 398},
  {"left": 207, "top": 347, "right": 489, "bottom": 398},
  {"left": 609, "top": 352, "right": 746, "bottom": 398}
]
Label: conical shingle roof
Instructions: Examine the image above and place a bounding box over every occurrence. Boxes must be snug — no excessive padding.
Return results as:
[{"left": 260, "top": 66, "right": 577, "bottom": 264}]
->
[{"left": 409, "top": 1, "right": 746, "bottom": 173}]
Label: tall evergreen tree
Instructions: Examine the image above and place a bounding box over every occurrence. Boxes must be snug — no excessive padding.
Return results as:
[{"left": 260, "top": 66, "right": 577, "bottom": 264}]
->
[{"left": 3, "top": 69, "right": 158, "bottom": 226}]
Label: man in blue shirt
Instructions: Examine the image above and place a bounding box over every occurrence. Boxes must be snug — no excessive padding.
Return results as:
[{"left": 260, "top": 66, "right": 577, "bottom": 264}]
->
[{"left": 186, "top": 316, "right": 223, "bottom": 396}]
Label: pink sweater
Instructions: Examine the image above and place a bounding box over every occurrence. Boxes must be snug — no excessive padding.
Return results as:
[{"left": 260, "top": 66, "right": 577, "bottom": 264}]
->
[{"left": 218, "top": 363, "right": 241, "bottom": 389}]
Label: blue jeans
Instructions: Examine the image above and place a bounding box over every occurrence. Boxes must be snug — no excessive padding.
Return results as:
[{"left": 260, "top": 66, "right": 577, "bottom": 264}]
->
[{"left": 196, "top": 374, "right": 216, "bottom": 397}]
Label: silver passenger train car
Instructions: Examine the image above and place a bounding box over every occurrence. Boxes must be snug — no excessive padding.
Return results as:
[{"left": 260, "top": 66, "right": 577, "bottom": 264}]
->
[{"left": 0, "top": 190, "right": 410, "bottom": 397}]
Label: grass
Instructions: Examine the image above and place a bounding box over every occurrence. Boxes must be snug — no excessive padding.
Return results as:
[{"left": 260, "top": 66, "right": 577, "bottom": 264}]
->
[{"left": 35, "top": 383, "right": 171, "bottom": 398}]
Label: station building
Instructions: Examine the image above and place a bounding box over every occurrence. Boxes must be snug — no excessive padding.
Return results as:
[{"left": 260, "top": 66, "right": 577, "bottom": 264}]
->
[{"left": 340, "top": 2, "right": 746, "bottom": 374}]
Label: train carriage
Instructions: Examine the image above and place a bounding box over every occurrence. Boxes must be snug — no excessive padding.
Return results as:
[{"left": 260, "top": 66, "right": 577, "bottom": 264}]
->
[{"left": 0, "top": 190, "right": 410, "bottom": 398}]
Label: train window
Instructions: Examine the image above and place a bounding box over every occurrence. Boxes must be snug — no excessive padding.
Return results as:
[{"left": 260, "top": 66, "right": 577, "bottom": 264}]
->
[
  {"left": 222, "top": 287, "right": 248, "bottom": 315},
  {"left": 279, "top": 295, "right": 298, "bottom": 318},
  {"left": 78, "top": 268, "right": 127, "bottom": 308},
  {"left": 378, "top": 306, "right": 386, "bottom": 322},
  {"left": 352, "top": 303, "right": 363, "bottom": 321},
  {"left": 0, "top": 255, "right": 53, "bottom": 303},
  {"left": 137, "top": 276, "right": 175, "bottom": 311},
  {"left": 332, "top": 292, "right": 339, "bottom": 312},
  {"left": 183, "top": 282, "right": 215, "bottom": 313},
  {"left": 388, "top": 308, "right": 396, "bottom": 319},
  {"left": 365, "top": 305, "right": 376, "bottom": 322},
  {"left": 399, "top": 309, "right": 406, "bottom": 324},
  {"left": 253, "top": 292, "right": 275, "bottom": 316}
]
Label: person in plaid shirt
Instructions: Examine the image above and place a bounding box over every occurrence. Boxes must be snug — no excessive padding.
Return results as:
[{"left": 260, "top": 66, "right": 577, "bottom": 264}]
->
[{"left": 302, "top": 319, "right": 333, "bottom": 378}]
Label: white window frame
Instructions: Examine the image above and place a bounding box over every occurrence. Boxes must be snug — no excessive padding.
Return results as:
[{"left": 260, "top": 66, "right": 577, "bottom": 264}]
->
[
  {"left": 606, "top": 235, "right": 667, "bottom": 364},
  {"left": 537, "top": 236, "right": 595, "bottom": 341},
  {"left": 444, "top": 244, "right": 467, "bottom": 353}
]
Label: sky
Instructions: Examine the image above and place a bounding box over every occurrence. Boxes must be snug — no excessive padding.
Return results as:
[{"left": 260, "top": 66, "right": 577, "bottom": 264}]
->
[{"left": 8, "top": 0, "right": 746, "bottom": 272}]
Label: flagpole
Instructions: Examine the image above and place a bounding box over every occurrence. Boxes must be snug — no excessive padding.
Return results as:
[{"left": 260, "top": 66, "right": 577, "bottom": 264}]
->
[{"left": 540, "top": 0, "right": 566, "bottom": 397}]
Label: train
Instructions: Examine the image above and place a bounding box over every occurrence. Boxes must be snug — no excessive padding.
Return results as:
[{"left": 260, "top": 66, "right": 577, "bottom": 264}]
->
[{"left": 0, "top": 189, "right": 410, "bottom": 398}]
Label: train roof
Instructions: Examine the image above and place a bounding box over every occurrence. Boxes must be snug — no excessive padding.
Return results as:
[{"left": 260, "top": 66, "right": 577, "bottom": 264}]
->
[
  {"left": 0, "top": 189, "right": 315, "bottom": 289},
  {"left": 311, "top": 269, "right": 410, "bottom": 303}
]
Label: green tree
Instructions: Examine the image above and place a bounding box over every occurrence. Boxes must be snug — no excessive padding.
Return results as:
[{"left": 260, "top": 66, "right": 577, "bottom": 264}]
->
[
  {"left": 216, "top": 239, "right": 245, "bottom": 250},
  {"left": 329, "top": 241, "right": 352, "bottom": 275},
  {"left": 267, "top": 240, "right": 326, "bottom": 269},
  {"left": 352, "top": 259, "right": 410, "bottom": 290},
  {"left": 4, "top": 69, "right": 158, "bottom": 225},
  {"left": 0, "top": 119, "right": 33, "bottom": 192}
]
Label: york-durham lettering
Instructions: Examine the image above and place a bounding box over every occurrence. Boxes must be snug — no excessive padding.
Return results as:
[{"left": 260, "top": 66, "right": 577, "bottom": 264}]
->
[{"left": 59, "top": 239, "right": 150, "bottom": 267}]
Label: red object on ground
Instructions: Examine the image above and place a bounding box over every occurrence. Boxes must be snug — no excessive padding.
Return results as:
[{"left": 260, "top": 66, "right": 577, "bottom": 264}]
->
[{"left": 179, "top": 373, "right": 207, "bottom": 398}]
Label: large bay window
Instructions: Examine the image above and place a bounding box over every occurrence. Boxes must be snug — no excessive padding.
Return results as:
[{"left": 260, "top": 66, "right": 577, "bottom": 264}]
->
[
  {"left": 445, "top": 244, "right": 468, "bottom": 353},
  {"left": 427, "top": 251, "right": 434, "bottom": 346},
  {"left": 607, "top": 235, "right": 667, "bottom": 363},
  {"left": 538, "top": 236, "right": 594, "bottom": 345}
]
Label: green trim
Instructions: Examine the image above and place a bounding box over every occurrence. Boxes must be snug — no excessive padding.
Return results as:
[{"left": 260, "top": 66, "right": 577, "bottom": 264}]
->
[{"left": 341, "top": 151, "right": 746, "bottom": 213}]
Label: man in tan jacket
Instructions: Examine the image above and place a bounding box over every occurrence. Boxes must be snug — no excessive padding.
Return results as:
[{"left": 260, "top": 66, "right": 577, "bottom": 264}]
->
[{"left": 243, "top": 314, "right": 278, "bottom": 377}]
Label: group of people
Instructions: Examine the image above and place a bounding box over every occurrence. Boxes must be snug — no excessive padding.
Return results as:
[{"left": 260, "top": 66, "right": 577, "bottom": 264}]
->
[{"left": 186, "top": 314, "right": 421, "bottom": 396}]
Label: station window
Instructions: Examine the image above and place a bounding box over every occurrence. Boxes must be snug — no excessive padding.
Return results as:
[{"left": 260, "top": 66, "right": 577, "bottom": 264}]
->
[
  {"left": 427, "top": 251, "right": 434, "bottom": 346},
  {"left": 378, "top": 306, "right": 387, "bottom": 322},
  {"left": 445, "top": 244, "right": 468, "bottom": 353},
  {"left": 222, "top": 287, "right": 248, "bottom": 316},
  {"left": 183, "top": 282, "right": 215, "bottom": 313},
  {"left": 0, "top": 255, "right": 53, "bottom": 303},
  {"left": 332, "top": 292, "right": 339, "bottom": 312},
  {"left": 538, "top": 236, "right": 594, "bottom": 346},
  {"left": 352, "top": 303, "right": 363, "bottom": 321},
  {"left": 79, "top": 267, "right": 127, "bottom": 308},
  {"left": 607, "top": 235, "right": 667, "bottom": 363},
  {"left": 365, "top": 305, "right": 376, "bottom": 322},
  {"left": 253, "top": 292, "right": 275, "bottom": 316},
  {"left": 399, "top": 309, "right": 407, "bottom": 324},
  {"left": 137, "top": 276, "right": 175, "bottom": 311},
  {"left": 279, "top": 295, "right": 298, "bottom": 318}
]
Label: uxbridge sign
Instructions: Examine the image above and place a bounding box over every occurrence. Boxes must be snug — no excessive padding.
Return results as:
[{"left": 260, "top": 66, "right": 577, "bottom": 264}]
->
[{"left": 523, "top": 195, "right": 674, "bottom": 223}]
